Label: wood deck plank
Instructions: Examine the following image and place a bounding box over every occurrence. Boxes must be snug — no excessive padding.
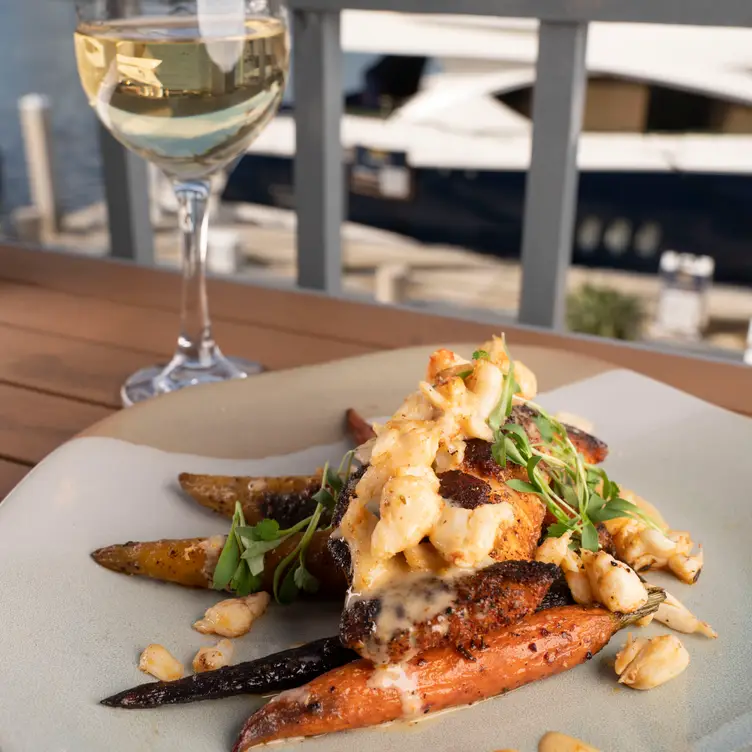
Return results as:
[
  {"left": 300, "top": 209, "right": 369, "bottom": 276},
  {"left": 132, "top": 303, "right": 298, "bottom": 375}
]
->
[
  {"left": 0, "top": 246, "right": 750, "bottom": 415},
  {"left": 0, "top": 459, "right": 31, "bottom": 502},
  {"left": 0, "top": 323, "right": 162, "bottom": 407},
  {"left": 0, "top": 383, "right": 112, "bottom": 465},
  {"left": 0, "top": 281, "right": 374, "bottom": 370}
]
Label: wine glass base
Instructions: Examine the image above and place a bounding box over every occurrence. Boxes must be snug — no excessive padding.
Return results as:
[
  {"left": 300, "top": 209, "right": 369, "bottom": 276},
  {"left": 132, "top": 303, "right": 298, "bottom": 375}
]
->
[{"left": 121, "top": 354, "right": 263, "bottom": 407}]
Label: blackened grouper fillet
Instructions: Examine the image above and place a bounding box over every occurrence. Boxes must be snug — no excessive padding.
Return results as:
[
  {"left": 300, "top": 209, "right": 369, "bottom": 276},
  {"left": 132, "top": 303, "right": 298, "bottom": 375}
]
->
[
  {"left": 339, "top": 560, "right": 560, "bottom": 663},
  {"left": 509, "top": 404, "right": 607, "bottom": 465}
]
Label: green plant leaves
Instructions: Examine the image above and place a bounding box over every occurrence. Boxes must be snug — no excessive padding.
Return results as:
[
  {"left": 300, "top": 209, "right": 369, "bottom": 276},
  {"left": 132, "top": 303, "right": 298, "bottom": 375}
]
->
[
  {"left": 212, "top": 503, "right": 244, "bottom": 591},
  {"left": 212, "top": 451, "right": 358, "bottom": 605},
  {"left": 230, "top": 563, "right": 260, "bottom": 597},
  {"left": 253, "top": 519, "right": 281, "bottom": 541},
  {"left": 277, "top": 567, "right": 299, "bottom": 604},
  {"left": 547, "top": 522, "right": 571, "bottom": 538},
  {"left": 505, "top": 478, "right": 539, "bottom": 494},
  {"left": 533, "top": 414, "right": 554, "bottom": 443},
  {"left": 580, "top": 521, "right": 599, "bottom": 552},
  {"left": 486, "top": 369, "right": 661, "bottom": 556},
  {"left": 566, "top": 283, "right": 645, "bottom": 341},
  {"left": 294, "top": 564, "right": 320, "bottom": 594}
]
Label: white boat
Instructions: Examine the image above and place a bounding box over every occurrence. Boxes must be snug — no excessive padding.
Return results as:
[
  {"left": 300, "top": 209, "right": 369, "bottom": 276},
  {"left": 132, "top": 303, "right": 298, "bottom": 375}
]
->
[{"left": 225, "top": 12, "right": 752, "bottom": 284}]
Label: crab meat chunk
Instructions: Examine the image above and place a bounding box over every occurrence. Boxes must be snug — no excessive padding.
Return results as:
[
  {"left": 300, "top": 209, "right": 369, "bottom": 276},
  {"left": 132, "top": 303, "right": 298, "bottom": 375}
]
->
[
  {"left": 581, "top": 550, "right": 648, "bottom": 613},
  {"left": 615, "top": 634, "right": 690, "bottom": 690},
  {"left": 193, "top": 639, "right": 235, "bottom": 673},
  {"left": 193, "top": 593, "right": 270, "bottom": 638},
  {"left": 138, "top": 644, "right": 184, "bottom": 682},
  {"left": 371, "top": 469, "right": 443, "bottom": 558},
  {"left": 429, "top": 501, "right": 514, "bottom": 568}
]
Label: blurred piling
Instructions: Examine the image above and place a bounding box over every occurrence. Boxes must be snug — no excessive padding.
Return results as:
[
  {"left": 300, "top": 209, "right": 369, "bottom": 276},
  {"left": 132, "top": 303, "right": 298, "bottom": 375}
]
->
[{"left": 17, "top": 94, "right": 60, "bottom": 240}]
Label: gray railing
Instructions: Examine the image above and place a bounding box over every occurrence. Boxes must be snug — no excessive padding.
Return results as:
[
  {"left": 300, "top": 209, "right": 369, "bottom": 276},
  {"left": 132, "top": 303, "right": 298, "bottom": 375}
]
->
[{"left": 101, "top": 0, "right": 752, "bottom": 329}]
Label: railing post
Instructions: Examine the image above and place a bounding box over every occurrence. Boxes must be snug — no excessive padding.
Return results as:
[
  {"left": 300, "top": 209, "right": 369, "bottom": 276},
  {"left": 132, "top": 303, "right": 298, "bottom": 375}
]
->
[
  {"left": 98, "top": 123, "right": 155, "bottom": 264},
  {"left": 518, "top": 21, "right": 588, "bottom": 329},
  {"left": 292, "top": 9, "right": 343, "bottom": 293}
]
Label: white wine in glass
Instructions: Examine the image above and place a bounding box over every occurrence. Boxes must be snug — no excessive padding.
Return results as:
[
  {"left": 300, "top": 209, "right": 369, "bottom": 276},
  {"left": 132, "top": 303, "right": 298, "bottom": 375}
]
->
[{"left": 74, "top": 1, "right": 290, "bottom": 405}]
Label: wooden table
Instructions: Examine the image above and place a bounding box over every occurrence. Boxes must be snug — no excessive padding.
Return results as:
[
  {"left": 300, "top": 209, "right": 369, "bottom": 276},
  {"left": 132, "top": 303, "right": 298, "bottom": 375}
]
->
[{"left": 0, "top": 242, "right": 749, "bottom": 500}]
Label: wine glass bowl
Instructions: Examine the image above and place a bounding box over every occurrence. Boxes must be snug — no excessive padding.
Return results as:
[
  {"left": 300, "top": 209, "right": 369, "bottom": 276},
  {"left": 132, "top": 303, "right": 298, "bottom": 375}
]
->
[
  {"left": 74, "top": 10, "right": 288, "bottom": 181},
  {"left": 73, "top": 0, "right": 290, "bottom": 405}
]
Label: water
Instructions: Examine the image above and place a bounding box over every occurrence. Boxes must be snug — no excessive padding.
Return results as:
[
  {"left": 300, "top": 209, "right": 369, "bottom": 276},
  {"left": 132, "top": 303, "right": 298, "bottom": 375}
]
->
[{"left": 0, "top": 0, "right": 103, "bottom": 214}]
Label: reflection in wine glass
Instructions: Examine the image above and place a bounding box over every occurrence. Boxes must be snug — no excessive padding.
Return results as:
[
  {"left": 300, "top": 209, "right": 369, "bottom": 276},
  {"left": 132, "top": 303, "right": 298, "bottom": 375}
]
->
[{"left": 74, "top": 0, "right": 289, "bottom": 405}]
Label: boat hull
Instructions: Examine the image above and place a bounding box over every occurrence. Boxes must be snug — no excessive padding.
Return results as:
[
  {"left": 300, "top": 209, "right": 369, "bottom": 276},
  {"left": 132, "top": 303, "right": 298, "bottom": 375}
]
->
[{"left": 223, "top": 153, "right": 752, "bottom": 285}]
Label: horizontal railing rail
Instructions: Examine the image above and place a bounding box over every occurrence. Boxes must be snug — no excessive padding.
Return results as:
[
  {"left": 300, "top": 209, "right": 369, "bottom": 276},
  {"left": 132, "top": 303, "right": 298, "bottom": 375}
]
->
[{"left": 289, "top": 0, "right": 752, "bottom": 27}]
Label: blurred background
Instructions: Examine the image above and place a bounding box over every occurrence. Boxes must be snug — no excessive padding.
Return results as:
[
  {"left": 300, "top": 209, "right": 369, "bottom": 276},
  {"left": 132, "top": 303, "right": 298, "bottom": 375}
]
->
[{"left": 4, "top": 0, "right": 752, "bottom": 358}]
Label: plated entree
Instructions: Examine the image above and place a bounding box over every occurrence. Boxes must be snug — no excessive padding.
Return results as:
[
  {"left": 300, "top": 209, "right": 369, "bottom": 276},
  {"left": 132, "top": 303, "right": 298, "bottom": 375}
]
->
[{"left": 92, "top": 336, "right": 714, "bottom": 750}]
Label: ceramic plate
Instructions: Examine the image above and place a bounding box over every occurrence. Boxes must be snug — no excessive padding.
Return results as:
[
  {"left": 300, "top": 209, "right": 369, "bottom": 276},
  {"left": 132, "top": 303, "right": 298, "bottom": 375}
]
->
[{"left": 1, "top": 346, "right": 750, "bottom": 752}]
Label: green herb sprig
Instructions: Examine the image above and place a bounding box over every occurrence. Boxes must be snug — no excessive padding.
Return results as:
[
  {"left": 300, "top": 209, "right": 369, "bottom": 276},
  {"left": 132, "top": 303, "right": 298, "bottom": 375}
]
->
[
  {"left": 212, "top": 450, "right": 355, "bottom": 604},
  {"left": 487, "top": 338, "right": 659, "bottom": 550}
]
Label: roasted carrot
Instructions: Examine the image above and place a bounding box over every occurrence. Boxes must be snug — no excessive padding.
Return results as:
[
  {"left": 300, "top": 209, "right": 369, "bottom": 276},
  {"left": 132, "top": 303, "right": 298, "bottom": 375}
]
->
[
  {"left": 91, "top": 530, "right": 347, "bottom": 597},
  {"left": 345, "top": 408, "right": 376, "bottom": 446},
  {"left": 101, "top": 636, "right": 356, "bottom": 709},
  {"left": 233, "top": 591, "right": 664, "bottom": 750},
  {"left": 91, "top": 536, "right": 223, "bottom": 588},
  {"left": 179, "top": 472, "right": 321, "bottom": 527}
]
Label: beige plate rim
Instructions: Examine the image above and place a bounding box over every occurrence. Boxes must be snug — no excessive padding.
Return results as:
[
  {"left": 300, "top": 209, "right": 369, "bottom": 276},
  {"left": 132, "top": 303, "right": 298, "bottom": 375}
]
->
[{"left": 80, "top": 343, "right": 614, "bottom": 458}]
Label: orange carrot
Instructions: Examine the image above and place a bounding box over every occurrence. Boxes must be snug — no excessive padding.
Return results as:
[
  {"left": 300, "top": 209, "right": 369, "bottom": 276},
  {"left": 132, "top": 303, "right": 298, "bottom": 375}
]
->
[{"left": 234, "top": 594, "right": 663, "bottom": 750}]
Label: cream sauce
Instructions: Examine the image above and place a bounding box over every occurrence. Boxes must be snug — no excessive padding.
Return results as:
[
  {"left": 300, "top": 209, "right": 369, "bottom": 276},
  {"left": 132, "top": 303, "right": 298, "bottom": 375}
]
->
[
  {"left": 355, "top": 570, "right": 459, "bottom": 665},
  {"left": 367, "top": 663, "right": 422, "bottom": 718},
  {"left": 270, "top": 685, "right": 311, "bottom": 706}
]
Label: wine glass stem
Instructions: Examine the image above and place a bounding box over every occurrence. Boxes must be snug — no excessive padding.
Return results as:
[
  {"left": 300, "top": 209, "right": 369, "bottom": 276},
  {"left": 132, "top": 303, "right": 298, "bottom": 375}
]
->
[{"left": 174, "top": 179, "right": 217, "bottom": 366}]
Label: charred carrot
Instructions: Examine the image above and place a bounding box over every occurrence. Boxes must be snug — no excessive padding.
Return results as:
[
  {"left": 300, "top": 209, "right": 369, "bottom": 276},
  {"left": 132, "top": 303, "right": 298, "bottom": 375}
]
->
[
  {"left": 100, "top": 636, "right": 356, "bottom": 709},
  {"left": 91, "top": 530, "right": 346, "bottom": 597},
  {"left": 91, "top": 536, "right": 223, "bottom": 588},
  {"left": 234, "top": 591, "right": 664, "bottom": 750},
  {"left": 345, "top": 408, "right": 376, "bottom": 446},
  {"left": 178, "top": 473, "right": 321, "bottom": 528}
]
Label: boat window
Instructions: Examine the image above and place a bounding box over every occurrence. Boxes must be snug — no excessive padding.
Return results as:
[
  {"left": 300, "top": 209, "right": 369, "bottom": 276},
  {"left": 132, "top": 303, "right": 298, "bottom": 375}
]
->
[
  {"left": 646, "top": 86, "right": 715, "bottom": 132},
  {"left": 495, "top": 76, "right": 752, "bottom": 134},
  {"left": 346, "top": 54, "right": 430, "bottom": 116},
  {"left": 603, "top": 218, "right": 632, "bottom": 255},
  {"left": 496, "top": 87, "right": 532, "bottom": 120},
  {"left": 576, "top": 216, "right": 602, "bottom": 252},
  {"left": 633, "top": 221, "right": 662, "bottom": 257}
]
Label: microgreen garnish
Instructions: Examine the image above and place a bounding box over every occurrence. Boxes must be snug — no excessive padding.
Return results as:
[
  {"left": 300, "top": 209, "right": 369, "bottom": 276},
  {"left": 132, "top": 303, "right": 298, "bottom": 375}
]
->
[
  {"left": 487, "top": 337, "right": 660, "bottom": 551},
  {"left": 213, "top": 451, "right": 356, "bottom": 604},
  {"left": 472, "top": 349, "right": 490, "bottom": 361},
  {"left": 212, "top": 504, "right": 245, "bottom": 592}
]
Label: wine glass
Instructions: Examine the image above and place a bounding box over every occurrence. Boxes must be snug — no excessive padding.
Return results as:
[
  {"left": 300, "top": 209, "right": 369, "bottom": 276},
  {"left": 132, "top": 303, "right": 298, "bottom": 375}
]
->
[{"left": 73, "top": 0, "right": 290, "bottom": 406}]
